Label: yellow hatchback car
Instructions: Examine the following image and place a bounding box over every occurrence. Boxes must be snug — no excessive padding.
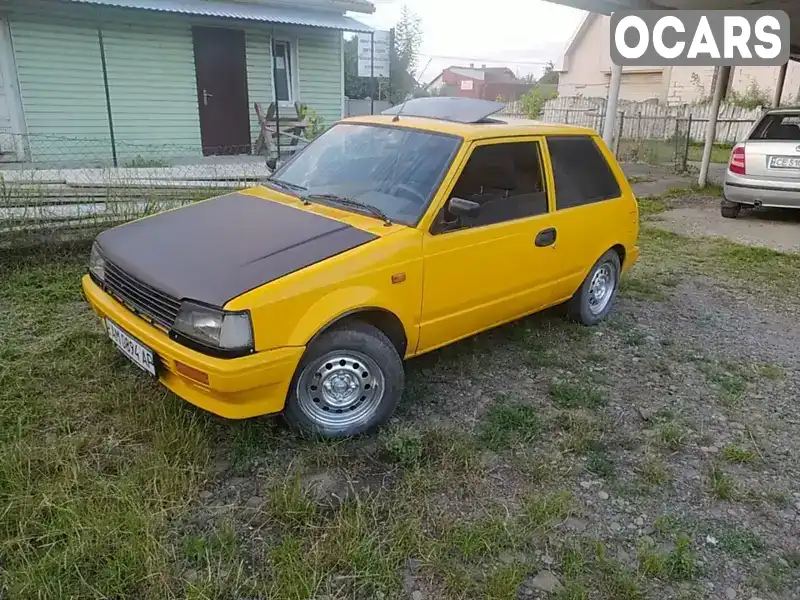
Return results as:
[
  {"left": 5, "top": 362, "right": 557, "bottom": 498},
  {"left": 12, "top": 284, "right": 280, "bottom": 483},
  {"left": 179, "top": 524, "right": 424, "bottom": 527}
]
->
[{"left": 83, "top": 98, "right": 639, "bottom": 437}]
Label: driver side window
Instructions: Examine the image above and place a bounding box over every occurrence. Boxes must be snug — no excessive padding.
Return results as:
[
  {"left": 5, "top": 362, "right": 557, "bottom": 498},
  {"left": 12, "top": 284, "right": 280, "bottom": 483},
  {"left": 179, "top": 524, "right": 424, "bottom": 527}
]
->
[{"left": 434, "top": 140, "right": 548, "bottom": 233}]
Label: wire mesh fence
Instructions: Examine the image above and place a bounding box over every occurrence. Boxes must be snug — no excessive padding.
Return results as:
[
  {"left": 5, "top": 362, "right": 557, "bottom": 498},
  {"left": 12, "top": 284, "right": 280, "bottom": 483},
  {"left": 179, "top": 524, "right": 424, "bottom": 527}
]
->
[
  {"left": 0, "top": 134, "right": 273, "bottom": 249},
  {"left": 0, "top": 99, "right": 764, "bottom": 249},
  {"left": 498, "top": 96, "right": 763, "bottom": 170}
]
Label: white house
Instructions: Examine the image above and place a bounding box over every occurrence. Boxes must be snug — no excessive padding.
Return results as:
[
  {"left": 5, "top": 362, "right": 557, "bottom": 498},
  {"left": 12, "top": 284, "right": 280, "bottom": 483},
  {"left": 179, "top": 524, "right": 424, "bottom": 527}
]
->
[{"left": 555, "top": 13, "right": 800, "bottom": 106}]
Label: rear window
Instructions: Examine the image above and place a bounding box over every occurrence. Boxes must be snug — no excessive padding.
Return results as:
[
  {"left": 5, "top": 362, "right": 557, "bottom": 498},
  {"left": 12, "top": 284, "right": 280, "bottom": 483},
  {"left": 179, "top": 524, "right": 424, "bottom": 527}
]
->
[
  {"left": 750, "top": 114, "right": 800, "bottom": 140},
  {"left": 547, "top": 136, "right": 621, "bottom": 210}
]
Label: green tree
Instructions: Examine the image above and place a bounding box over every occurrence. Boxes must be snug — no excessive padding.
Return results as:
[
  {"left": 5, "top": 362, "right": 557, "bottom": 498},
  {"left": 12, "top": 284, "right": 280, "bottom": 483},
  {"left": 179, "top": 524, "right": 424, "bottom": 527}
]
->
[
  {"left": 537, "top": 61, "right": 558, "bottom": 85},
  {"left": 390, "top": 5, "right": 423, "bottom": 102},
  {"left": 344, "top": 36, "right": 373, "bottom": 99},
  {"left": 343, "top": 5, "right": 423, "bottom": 102},
  {"left": 519, "top": 84, "right": 558, "bottom": 119}
]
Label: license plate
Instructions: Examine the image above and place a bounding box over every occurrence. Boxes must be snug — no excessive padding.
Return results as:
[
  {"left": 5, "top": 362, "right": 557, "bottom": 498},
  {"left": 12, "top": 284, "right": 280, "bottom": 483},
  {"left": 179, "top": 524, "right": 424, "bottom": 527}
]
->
[
  {"left": 768, "top": 156, "right": 800, "bottom": 169},
  {"left": 106, "top": 319, "right": 156, "bottom": 376}
]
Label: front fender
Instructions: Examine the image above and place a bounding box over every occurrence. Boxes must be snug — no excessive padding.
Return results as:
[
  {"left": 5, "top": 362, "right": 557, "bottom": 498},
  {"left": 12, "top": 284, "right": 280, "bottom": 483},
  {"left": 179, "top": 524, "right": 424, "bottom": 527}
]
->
[{"left": 287, "top": 286, "right": 418, "bottom": 352}]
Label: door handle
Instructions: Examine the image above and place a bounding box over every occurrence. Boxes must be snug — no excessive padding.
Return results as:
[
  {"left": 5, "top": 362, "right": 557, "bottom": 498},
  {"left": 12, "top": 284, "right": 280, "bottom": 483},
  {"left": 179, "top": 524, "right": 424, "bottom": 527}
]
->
[
  {"left": 203, "top": 89, "right": 213, "bottom": 106},
  {"left": 535, "top": 227, "right": 557, "bottom": 247}
]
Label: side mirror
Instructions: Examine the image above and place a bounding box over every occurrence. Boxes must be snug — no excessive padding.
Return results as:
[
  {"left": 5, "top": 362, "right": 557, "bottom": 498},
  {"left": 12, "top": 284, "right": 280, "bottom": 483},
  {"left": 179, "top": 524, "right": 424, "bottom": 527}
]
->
[
  {"left": 266, "top": 157, "right": 277, "bottom": 171},
  {"left": 448, "top": 197, "right": 481, "bottom": 219}
]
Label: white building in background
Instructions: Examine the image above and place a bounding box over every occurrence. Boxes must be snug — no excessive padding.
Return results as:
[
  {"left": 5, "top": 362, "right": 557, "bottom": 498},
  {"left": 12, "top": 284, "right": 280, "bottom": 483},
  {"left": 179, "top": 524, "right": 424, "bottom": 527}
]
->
[{"left": 555, "top": 13, "right": 800, "bottom": 106}]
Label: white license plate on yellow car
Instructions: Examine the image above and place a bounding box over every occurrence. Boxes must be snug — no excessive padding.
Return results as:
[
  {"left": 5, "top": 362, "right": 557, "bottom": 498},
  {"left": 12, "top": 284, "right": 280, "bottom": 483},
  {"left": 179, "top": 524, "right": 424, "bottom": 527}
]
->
[{"left": 106, "top": 318, "right": 157, "bottom": 376}]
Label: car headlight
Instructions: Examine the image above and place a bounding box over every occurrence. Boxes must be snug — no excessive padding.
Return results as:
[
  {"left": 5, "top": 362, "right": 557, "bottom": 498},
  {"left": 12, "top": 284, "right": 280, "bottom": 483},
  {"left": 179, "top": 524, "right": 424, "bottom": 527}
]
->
[
  {"left": 171, "top": 301, "right": 254, "bottom": 354},
  {"left": 89, "top": 242, "right": 106, "bottom": 282}
]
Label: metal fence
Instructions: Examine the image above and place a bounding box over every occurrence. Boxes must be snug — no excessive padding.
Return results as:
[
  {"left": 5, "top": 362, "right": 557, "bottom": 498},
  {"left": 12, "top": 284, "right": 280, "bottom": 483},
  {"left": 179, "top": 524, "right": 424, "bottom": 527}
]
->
[
  {"left": 498, "top": 96, "right": 764, "bottom": 169},
  {"left": 345, "top": 98, "right": 392, "bottom": 117}
]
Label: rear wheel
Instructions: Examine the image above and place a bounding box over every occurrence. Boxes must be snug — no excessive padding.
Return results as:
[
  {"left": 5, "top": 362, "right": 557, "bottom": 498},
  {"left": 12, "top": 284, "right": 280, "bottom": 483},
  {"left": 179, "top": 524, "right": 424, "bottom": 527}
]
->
[
  {"left": 721, "top": 199, "right": 741, "bottom": 219},
  {"left": 283, "top": 321, "right": 404, "bottom": 438},
  {"left": 567, "top": 250, "right": 621, "bottom": 326}
]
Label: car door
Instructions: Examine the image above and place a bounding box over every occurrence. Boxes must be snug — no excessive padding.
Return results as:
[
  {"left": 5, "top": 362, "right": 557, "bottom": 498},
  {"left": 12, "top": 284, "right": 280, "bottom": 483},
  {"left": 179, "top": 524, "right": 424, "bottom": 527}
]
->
[
  {"left": 540, "top": 134, "right": 634, "bottom": 301},
  {"left": 416, "top": 136, "right": 564, "bottom": 354}
]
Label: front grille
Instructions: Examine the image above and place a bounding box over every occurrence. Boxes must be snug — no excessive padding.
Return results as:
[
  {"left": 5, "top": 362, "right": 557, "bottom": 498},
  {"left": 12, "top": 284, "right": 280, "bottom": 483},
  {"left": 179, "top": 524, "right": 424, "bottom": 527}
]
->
[{"left": 104, "top": 261, "right": 181, "bottom": 329}]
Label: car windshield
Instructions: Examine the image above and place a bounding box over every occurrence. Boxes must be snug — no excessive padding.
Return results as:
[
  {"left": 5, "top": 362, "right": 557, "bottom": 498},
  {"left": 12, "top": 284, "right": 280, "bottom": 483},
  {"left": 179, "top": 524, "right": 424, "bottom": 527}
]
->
[{"left": 271, "top": 123, "right": 461, "bottom": 225}]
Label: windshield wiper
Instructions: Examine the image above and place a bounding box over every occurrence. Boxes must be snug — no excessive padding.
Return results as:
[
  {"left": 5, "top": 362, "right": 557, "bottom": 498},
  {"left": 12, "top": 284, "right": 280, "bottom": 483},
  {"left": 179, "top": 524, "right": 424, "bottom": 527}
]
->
[
  {"left": 266, "top": 177, "right": 308, "bottom": 195},
  {"left": 303, "top": 193, "right": 393, "bottom": 226}
]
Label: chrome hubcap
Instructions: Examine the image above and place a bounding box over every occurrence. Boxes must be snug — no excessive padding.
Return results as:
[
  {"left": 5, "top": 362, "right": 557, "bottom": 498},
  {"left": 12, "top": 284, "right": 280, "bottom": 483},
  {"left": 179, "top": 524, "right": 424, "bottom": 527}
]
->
[
  {"left": 588, "top": 262, "right": 616, "bottom": 315},
  {"left": 296, "top": 350, "right": 385, "bottom": 428}
]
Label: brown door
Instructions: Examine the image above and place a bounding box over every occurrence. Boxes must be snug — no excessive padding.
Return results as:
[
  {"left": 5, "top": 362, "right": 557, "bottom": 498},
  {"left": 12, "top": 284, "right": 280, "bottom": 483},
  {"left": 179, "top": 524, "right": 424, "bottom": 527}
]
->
[{"left": 192, "top": 26, "right": 251, "bottom": 155}]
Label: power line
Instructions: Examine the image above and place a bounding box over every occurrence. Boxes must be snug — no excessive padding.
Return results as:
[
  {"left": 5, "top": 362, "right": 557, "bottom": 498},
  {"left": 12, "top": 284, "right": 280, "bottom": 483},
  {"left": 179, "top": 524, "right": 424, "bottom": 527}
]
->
[{"left": 417, "top": 53, "right": 554, "bottom": 66}]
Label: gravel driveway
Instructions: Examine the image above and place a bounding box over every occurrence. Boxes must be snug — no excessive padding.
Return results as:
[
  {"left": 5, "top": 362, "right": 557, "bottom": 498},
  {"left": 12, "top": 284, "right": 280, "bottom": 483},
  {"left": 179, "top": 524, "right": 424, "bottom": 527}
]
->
[{"left": 650, "top": 201, "right": 800, "bottom": 254}]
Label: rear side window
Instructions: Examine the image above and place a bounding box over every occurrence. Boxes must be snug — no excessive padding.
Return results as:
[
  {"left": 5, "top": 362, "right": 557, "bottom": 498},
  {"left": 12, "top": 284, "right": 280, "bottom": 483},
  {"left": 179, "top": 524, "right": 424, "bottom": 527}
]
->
[
  {"left": 547, "top": 136, "right": 621, "bottom": 210},
  {"left": 750, "top": 114, "right": 800, "bottom": 140}
]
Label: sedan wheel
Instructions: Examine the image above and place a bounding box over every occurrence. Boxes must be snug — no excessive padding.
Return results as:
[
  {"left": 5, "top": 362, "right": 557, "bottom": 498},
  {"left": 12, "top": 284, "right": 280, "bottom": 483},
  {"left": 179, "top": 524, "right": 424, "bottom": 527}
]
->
[{"left": 296, "top": 350, "right": 385, "bottom": 430}]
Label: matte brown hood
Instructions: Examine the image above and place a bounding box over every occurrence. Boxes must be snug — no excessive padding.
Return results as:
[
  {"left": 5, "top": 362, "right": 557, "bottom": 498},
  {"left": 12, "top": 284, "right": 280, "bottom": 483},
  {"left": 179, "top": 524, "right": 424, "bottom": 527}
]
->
[{"left": 96, "top": 192, "right": 377, "bottom": 307}]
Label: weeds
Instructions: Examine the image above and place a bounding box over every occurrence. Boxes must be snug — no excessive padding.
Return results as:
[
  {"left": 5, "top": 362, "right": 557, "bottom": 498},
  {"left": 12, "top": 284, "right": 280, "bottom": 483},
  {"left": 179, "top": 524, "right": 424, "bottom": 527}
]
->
[
  {"left": 716, "top": 525, "right": 766, "bottom": 558},
  {"left": 549, "top": 381, "right": 606, "bottom": 410},
  {"left": 658, "top": 422, "right": 687, "bottom": 451},
  {"left": 636, "top": 455, "right": 670, "bottom": 485},
  {"left": 665, "top": 534, "right": 699, "bottom": 580},
  {"left": 722, "top": 444, "right": 758, "bottom": 465},
  {"left": 709, "top": 466, "right": 737, "bottom": 501},
  {"left": 478, "top": 398, "right": 542, "bottom": 450},
  {"left": 521, "top": 490, "right": 573, "bottom": 532}
]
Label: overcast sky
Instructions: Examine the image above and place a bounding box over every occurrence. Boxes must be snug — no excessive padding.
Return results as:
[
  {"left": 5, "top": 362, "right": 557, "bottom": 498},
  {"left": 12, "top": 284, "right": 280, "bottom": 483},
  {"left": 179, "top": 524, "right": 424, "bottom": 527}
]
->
[{"left": 352, "top": 0, "right": 587, "bottom": 82}]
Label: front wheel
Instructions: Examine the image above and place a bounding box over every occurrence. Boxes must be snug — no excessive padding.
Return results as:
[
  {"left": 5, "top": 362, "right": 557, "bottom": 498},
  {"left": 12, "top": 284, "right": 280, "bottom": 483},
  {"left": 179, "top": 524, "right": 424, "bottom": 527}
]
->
[
  {"left": 567, "top": 250, "right": 621, "bottom": 326},
  {"left": 283, "top": 321, "right": 405, "bottom": 438}
]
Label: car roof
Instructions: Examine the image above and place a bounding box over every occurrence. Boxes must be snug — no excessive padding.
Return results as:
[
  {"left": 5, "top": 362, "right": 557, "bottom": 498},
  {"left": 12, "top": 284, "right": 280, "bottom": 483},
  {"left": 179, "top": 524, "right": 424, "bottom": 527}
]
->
[
  {"left": 381, "top": 97, "right": 506, "bottom": 123},
  {"left": 341, "top": 114, "right": 598, "bottom": 141},
  {"left": 763, "top": 107, "right": 800, "bottom": 114}
]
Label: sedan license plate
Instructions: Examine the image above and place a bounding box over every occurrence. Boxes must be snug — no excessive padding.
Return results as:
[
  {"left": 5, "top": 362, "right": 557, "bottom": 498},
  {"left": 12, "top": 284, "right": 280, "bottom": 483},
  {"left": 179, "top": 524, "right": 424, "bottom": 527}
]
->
[
  {"left": 106, "top": 319, "right": 156, "bottom": 376},
  {"left": 768, "top": 156, "right": 800, "bottom": 170}
]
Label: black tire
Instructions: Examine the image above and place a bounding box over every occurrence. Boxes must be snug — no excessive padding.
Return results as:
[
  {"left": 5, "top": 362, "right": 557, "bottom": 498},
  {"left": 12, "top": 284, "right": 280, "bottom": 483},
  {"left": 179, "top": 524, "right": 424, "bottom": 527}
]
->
[
  {"left": 720, "top": 199, "right": 741, "bottom": 219},
  {"left": 283, "top": 321, "right": 405, "bottom": 438},
  {"left": 567, "top": 250, "right": 621, "bottom": 326}
]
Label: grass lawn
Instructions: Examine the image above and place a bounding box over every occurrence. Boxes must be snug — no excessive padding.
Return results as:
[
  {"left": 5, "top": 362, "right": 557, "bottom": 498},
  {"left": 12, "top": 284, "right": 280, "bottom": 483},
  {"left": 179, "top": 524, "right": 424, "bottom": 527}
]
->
[
  {"left": 2, "top": 231, "right": 799, "bottom": 599},
  {"left": 617, "top": 139, "right": 733, "bottom": 166}
]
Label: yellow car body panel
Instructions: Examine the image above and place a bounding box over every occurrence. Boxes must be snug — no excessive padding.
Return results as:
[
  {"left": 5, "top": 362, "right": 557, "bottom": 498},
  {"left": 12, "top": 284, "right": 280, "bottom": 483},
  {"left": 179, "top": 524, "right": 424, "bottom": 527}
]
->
[
  {"left": 83, "top": 274, "right": 303, "bottom": 419},
  {"left": 83, "top": 116, "right": 639, "bottom": 420}
]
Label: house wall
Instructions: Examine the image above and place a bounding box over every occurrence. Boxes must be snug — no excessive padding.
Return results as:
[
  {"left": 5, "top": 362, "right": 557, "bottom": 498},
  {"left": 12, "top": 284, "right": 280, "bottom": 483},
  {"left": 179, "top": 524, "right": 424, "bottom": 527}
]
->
[
  {"left": 440, "top": 71, "right": 484, "bottom": 98},
  {"left": 557, "top": 14, "right": 667, "bottom": 103},
  {"left": 559, "top": 13, "right": 800, "bottom": 107},
  {"left": 667, "top": 64, "right": 800, "bottom": 105},
  {"left": 5, "top": 0, "right": 344, "bottom": 164}
]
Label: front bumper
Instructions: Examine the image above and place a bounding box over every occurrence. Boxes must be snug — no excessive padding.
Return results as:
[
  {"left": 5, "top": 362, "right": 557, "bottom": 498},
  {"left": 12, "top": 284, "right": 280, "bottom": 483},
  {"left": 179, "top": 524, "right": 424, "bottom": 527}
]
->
[
  {"left": 82, "top": 275, "right": 304, "bottom": 419},
  {"left": 724, "top": 173, "right": 800, "bottom": 209}
]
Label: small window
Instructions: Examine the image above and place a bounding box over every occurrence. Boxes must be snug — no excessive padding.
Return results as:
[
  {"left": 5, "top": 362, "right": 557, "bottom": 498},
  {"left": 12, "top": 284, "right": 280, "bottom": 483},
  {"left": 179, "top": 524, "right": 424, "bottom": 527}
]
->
[
  {"left": 547, "top": 136, "right": 621, "bottom": 210},
  {"left": 273, "top": 40, "right": 294, "bottom": 103},
  {"left": 750, "top": 113, "right": 800, "bottom": 140},
  {"left": 436, "top": 141, "right": 547, "bottom": 232}
]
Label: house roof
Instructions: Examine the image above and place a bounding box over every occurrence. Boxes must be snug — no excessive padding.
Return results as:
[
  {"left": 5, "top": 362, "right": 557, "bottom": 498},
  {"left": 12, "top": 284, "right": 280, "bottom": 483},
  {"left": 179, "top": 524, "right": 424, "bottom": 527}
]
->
[
  {"left": 444, "top": 66, "right": 518, "bottom": 82},
  {"left": 554, "top": 12, "right": 596, "bottom": 72},
  {"left": 545, "top": 0, "right": 800, "bottom": 61},
  {"left": 64, "top": 0, "right": 374, "bottom": 30}
]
